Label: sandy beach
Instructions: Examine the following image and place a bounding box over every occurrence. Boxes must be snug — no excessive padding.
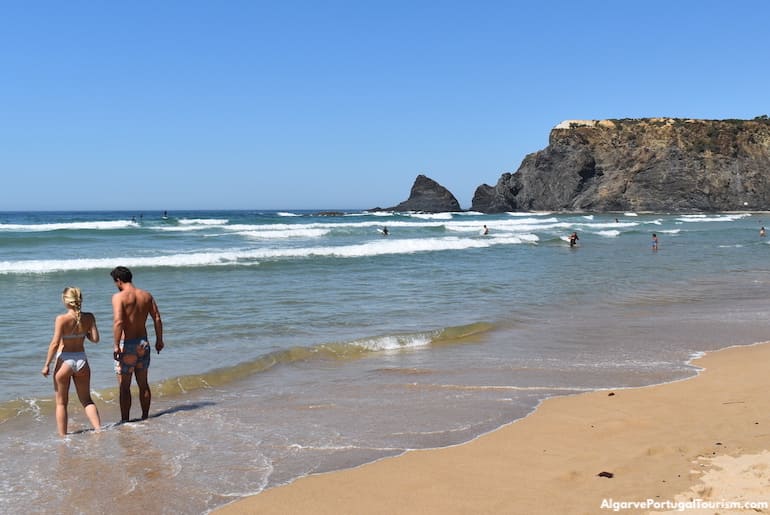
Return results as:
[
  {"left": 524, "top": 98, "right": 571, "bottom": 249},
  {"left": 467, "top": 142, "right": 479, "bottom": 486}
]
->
[{"left": 216, "top": 342, "right": 770, "bottom": 515}]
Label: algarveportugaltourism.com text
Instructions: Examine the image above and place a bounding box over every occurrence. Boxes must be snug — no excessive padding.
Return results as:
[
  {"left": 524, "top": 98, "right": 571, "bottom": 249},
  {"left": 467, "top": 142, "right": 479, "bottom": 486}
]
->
[{"left": 600, "top": 498, "right": 769, "bottom": 512}]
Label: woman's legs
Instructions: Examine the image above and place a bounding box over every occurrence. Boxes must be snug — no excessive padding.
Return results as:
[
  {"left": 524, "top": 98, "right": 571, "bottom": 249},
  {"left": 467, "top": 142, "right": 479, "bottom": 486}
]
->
[
  {"left": 73, "top": 364, "right": 101, "bottom": 432},
  {"left": 53, "top": 361, "right": 72, "bottom": 436}
]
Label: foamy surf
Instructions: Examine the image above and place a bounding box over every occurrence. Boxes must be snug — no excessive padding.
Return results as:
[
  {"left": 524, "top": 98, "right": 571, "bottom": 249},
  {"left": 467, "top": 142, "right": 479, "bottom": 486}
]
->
[{"left": 0, "top": 220, "right": 136, "bottom": 231}]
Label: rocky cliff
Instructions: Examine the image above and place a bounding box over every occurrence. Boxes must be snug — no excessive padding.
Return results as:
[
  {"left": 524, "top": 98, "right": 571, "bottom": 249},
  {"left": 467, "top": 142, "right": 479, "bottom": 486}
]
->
[
  {"left": 377, "top": 174, "right": 461, "bottom": 213},
  {"left": 472, "top": 117, "right": 770, "bottom": 212}
]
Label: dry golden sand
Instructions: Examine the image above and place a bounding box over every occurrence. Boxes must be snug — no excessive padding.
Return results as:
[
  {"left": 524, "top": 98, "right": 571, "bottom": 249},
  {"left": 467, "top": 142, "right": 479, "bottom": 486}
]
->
[{"left": 216, "top": 342, "right": 770, "bottom": 515}]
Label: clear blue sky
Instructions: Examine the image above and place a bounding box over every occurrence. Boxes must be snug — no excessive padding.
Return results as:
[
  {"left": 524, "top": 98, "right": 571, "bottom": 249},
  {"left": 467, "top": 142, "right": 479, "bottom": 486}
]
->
[{"left": 2, "top": 0, "right": 768, "bottom": 211}]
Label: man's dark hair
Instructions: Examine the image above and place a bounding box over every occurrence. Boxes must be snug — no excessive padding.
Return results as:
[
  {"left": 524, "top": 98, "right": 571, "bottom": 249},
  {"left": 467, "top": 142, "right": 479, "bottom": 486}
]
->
[{"left": 110, "top": 266, "right": 133, "bottom": 283}]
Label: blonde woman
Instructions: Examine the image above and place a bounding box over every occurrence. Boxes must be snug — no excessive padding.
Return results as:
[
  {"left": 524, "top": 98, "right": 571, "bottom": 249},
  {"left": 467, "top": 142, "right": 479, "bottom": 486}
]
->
[{"left": 42, "top": 287, "right": 102, "bottom": 435}]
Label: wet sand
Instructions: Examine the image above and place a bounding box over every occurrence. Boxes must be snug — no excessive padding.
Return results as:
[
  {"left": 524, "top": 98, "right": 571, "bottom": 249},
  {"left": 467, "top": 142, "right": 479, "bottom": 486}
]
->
[{"left": 215, "top": 342, "right": 770, "bottom": 514}]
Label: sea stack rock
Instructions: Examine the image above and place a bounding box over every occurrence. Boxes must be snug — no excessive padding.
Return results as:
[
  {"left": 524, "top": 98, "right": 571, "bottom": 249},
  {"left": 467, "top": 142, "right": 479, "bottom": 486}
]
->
[
  {"left": 387, "top": 174, "right": 461, "bottom": 212},
  {"left": 472, "top": 117, "right": 770, "bottom": 212}
]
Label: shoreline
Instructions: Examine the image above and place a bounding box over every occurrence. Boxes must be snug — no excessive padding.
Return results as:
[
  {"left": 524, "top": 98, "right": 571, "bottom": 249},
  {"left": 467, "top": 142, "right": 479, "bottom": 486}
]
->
[{"left": 215, "top": 341, "right": 770, "bottom": 514}]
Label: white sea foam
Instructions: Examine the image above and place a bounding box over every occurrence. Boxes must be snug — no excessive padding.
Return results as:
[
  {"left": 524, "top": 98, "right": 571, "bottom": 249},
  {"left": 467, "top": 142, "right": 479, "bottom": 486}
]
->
[
  {"left": 507, "top": 211, "right": 553, "bottom": 216},
  {"left": 0, "top": 251, "right": 253, "bottom": 274},
  {"left": 444, "top": 218, "right": 563, "bottom": 235},
  {"left": 277, "top": 212, "right": 301, "bottom": 217},
  {"left": 151, "top": 217, "right": 566, "bottom": 237},
  {"left": 434, "top": 384, "right": 595, "bottom": 392},
  {"left": 573, "top": 221, "right": 638, "bottom": 229},
  {"left": 407, "top": 212, "right": 454, "bottom": 220},
  {"left": 223, "top": 222, "right": 386, "bottom": 232},
  {"left": 287, "top": 443, "right": 404, "bottom": 452},
  {"left": 350, "top": 334, "right": 433, "bottom": 351},
  {"left": 300, "top": 236, "right": 493, "bottom": 258},
  {"left": 677, "top": 213, "right": 751, "bottom": 223},
  {"left": 152, "top": 222, "right": 346, "bottom": 234},
  {"left": 177, "top": 218, "right": 229, "bottom": 225},
  {"left": 596, "top": 230, "right": 620, "bottom": 237},
  {"left": 0, "top": 220, "right": 136, "bottom": 232},
  {"left": 0, "top": 235, "right": 536, "bottom": 274},
  {"left": 624, "top": 212, "right": 638, "bottom": 216}
]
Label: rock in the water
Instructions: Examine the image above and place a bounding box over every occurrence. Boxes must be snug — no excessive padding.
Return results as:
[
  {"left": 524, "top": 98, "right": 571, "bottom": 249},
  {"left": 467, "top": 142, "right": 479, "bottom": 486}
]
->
[{"left": 381, "top": 174, "right": 461, "bottom": 213}]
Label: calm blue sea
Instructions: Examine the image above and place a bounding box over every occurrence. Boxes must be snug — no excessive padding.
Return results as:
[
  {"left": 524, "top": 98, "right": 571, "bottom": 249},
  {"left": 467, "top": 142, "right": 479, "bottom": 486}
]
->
[{"left": 2, "top": 209, "right": 770, "bottom": 513}]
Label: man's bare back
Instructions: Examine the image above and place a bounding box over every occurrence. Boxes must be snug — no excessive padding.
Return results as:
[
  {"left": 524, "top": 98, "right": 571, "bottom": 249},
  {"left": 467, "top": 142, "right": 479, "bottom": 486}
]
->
[{"left": 112, "top": 285, "right": 161, "bottom": 342}]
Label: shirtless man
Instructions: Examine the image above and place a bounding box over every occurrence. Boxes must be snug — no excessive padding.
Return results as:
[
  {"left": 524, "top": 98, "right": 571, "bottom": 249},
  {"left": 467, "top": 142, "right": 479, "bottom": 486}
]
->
[{"left": 110, "top": 266, "right": 164, "bottom": 422}]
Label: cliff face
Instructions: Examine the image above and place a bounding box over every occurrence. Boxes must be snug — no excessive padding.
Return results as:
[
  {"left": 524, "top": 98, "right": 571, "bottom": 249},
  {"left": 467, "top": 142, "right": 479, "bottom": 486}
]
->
[{"left": 472, "top": 117, "right": 770, "bottom": 212}]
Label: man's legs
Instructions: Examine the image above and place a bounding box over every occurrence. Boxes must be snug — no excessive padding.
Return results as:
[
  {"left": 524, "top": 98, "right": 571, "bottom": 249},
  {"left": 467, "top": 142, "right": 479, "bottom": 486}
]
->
[
  {"left": 117, "top": 372, "right": 134, "bottom": 422},
  {"left": 135, "top": 368, "right": 151, "bottom": 420}
]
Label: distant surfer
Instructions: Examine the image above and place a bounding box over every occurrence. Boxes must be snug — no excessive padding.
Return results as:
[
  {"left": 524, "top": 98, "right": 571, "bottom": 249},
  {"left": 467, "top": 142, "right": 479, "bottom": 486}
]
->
[
  {"left": 651, "top": 233, "right": 659, "bottom": 251},
  {"left": 162, "top": 210, "right": 168, "bottom": 220},
  {"left": 761, "top": 227, "right": 766, "bottom": 237},
  {"left": 482, "top": 225, "right": 489, "bottom": 235},
  {"left": 381, "top": 226, "right": 389, "bottom": 236},
  {"left": 568, "top": 232, "right": 579, "bottom": 247}
]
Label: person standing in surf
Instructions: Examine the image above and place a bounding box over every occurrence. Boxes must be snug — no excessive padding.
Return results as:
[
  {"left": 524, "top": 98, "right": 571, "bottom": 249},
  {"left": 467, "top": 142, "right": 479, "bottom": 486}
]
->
[
  {"left": 110, "top": 266, "right": 164, "bottom": 422},
  {"left": 42, "top": 287, "right": 102, "bottom": 436}
]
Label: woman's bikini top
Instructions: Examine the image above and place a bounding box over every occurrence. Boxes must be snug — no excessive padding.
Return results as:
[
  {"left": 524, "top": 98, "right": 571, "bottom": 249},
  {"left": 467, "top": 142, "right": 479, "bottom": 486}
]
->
[{"left": 61, "top": 332, "right": 88, "bottom": 339}]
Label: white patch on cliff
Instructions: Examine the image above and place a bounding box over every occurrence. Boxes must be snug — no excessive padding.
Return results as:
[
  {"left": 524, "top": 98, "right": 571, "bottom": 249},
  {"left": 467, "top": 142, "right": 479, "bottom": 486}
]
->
[
  {"left": 553, "top": 119, "right": 617, "bottom": 129},
  {"left": 554, "top": 120, "right": 598, "bottom": 129}
]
